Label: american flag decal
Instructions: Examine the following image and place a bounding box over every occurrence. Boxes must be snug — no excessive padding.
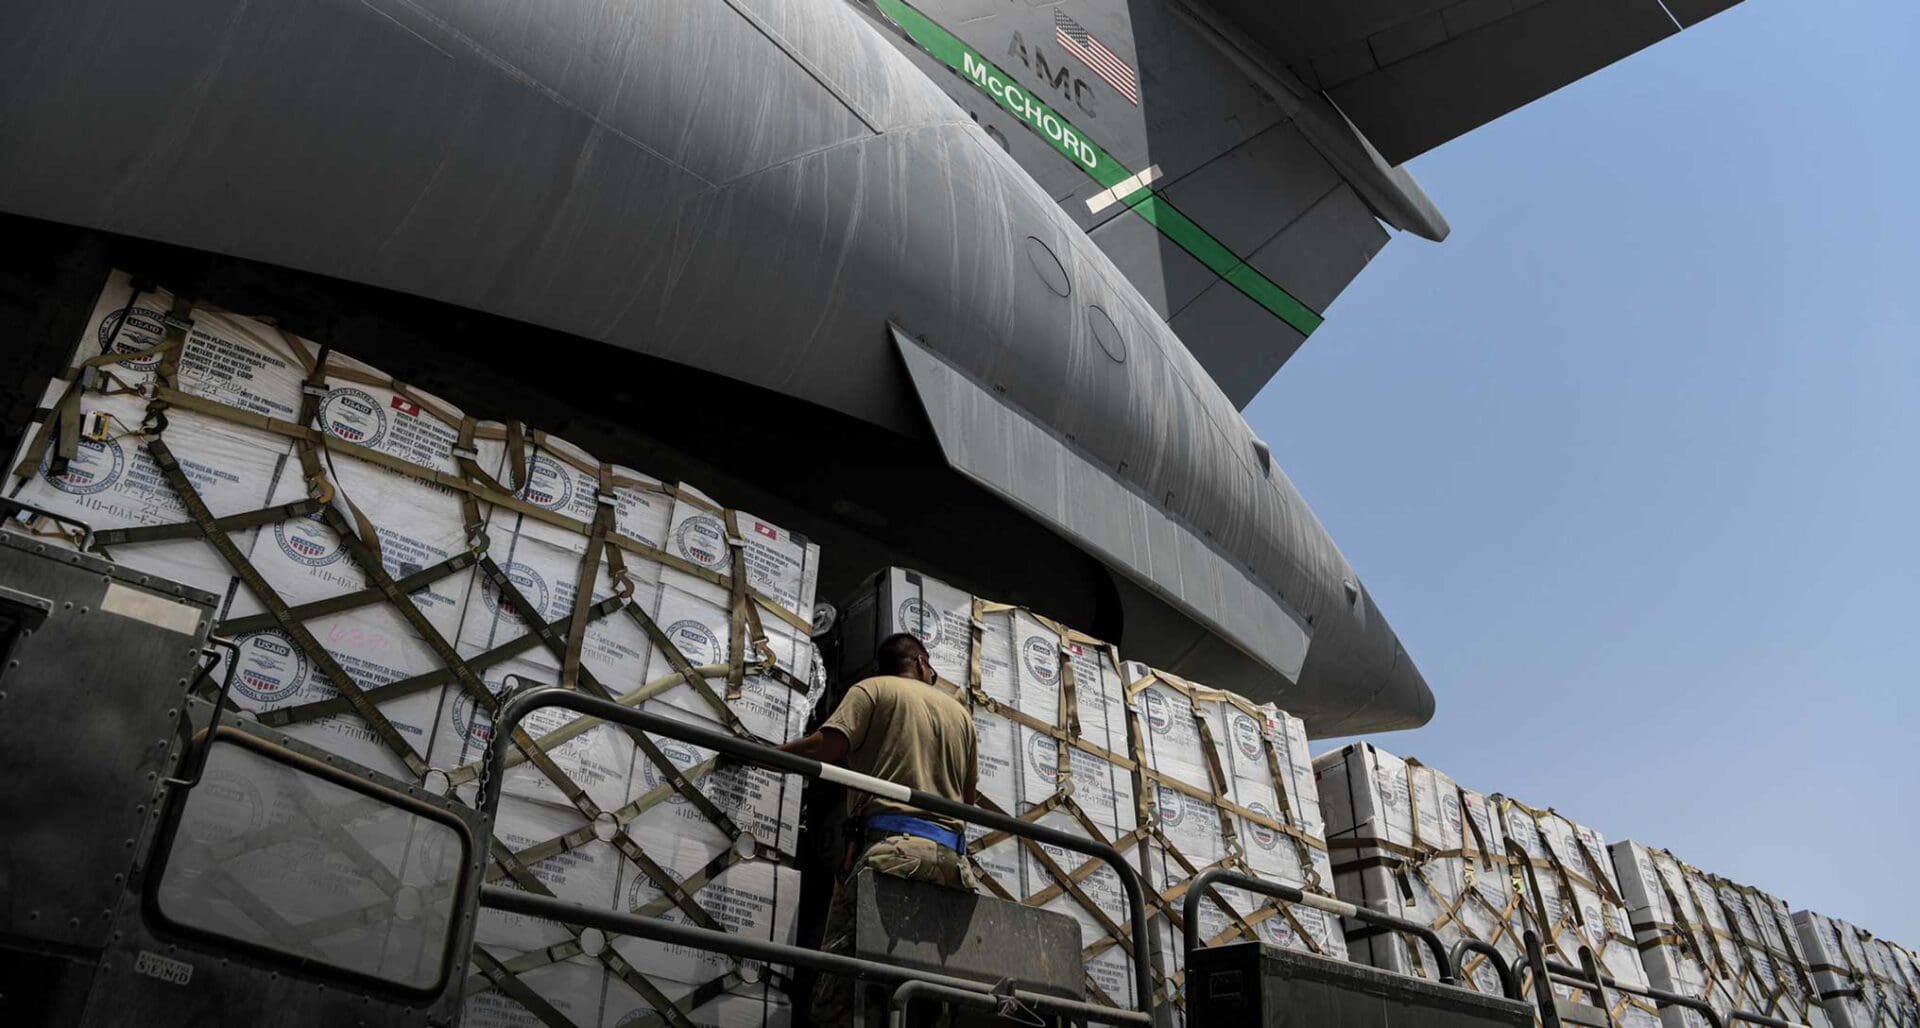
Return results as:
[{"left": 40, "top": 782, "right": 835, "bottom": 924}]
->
[{"left": 1055, "top": 11, "right": 1139, "bottom": 105}]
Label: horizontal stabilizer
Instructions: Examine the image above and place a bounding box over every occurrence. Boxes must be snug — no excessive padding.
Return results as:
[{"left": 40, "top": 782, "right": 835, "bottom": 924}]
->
[{"left": 1210, "top": 0, "right": 1750, "bottom": 164}]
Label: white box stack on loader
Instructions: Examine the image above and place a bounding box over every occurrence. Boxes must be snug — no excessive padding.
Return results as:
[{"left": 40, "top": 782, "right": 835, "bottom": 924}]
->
[
  {"left": 1794, "top": 911, "right": 1920, "bottom": 1028},
  {"left": 844, "top": 568, "right": 1144, "bottom": 1011},
  {"left": 1313, "top": 744, "right": 1523, "bottom": 997},
  {"left": 1608, "top": 843, "right": 1829, "bottom": 1028},
  {"left": 1496, "top": 795, "right": 1663, "bottom": 1028},
  {"left": 4, "top": 269, "right": 823, "bottom": 1028},
  {"left": 1126, "top": 664, "right": 1343, "bottom": 1026}
]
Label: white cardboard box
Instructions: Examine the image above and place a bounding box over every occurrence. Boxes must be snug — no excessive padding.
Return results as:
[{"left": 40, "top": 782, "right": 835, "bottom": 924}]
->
[
  {"left": 18, "top": 269, "right": 817, "bottom": 1028},
  {"left": 1609, "top": 842, "right": 1831, "bottom": 1028},
  {"left": 848, "top": 567, "right": 1142, "bottom": 1010}
]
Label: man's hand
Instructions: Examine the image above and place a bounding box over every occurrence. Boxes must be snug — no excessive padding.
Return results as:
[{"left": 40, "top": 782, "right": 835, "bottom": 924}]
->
[{"left": 776, "top": 727, "right": 849, "bottom": 766}]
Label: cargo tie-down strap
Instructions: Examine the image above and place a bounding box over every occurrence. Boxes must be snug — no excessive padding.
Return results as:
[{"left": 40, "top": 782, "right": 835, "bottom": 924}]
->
[
  {"left": 1496, "top": 797, "right": 1660, "bottom": 1027},
  {"left": 1323, "top": 760, "right": 1526, "bottom": 994},
  {"left": 1638, "top": 850, "right": 1832, "bottom": 1025},
  {"left": 1122, "top": 667, "right": 1335, "bottom": 1011},
  {"left": 6, "top": 280, "right": 818, "bottom": 1028},
  {"left": 945, "top": 598, "right": 1146, "bottom": 1011}
]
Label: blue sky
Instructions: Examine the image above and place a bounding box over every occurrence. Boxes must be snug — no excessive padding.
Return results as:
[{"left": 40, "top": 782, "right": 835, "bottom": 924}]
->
[{"left": 1247, "top": 1, "right": 1919, "bottom": 944}]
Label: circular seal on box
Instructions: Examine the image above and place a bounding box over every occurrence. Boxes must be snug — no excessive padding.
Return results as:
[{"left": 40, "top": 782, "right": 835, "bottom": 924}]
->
[
  {"left": 1582, "top": 905, "right": 1606, "bottom": 946},
  {"left": 40, "top": 436, "right": 124, "bottom": 495},
  {"left": 98, "top": 305, "right": 170, "bottom": 372},
  {"left": 898, "top": 597, "right": 941, "bottom": 649},
  {"left": 637, "top": 739, "right": 702, "bottom": 806},
  {"left": 481, "top": 561, "right": 549, "bottom": 624},
  {"left": 318, "top": 387, "right": 387, "bottom": 446},
  {"left": 272, "top": 509, "right": 345, "bottom": 567},
  {"left": 183, "top": 767, "right": 268, "bottom": 844},
  {"left": 1373, "top": 766, "right": 1401, "bottom": 808},
  {"left": 1245, "top": 800, "right": 1279, "bottom": 851},
  {"left": 673, "top": 513, "right": 731, "bottom": 571},
  {"left": 1506, "top": 812, "right": 1535, "bottom": 849},
  {"left": 1259, "top": 913, "right": 1297, "bottom": 948},
  {"left": 1140, "top": 688, "right": 1172, "bottom": 735},
  {"left": 1155, "top": 784, "right": 1184, "bottom": 828},
  {"left": 1231, "top": 712, "right": 1263, "bottom": 760},
  {"left": 664, "top": 619, "right": 722, "bottom": 666},
  {"left": 232, "top": 630, "right": 311, "bottom": 704},
  {"left": 449, "top": 687, "right": 498, "bottom": 746},
  {"left": 1021, "top": 636, "right": 1059, "bottom": 685},
  {"left": 520, "top": 452, "right": 574, "bottom": 511},
  {"left": 1026, "top": 734, "right": 1065, "bottom": 783}
]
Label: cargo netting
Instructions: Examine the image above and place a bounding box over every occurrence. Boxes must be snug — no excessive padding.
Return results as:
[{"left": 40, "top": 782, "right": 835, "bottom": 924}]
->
[
  {"left": 1610, "top": 842, "right": 1832, "bottom": 1028},
  {"left": 851, "top": 566, "right": 1344, "bottom": 1022},
  {"left": 1123, "top": 664, "right": 1345, "bottom": 1025},
  {"left": 1794, "top": 910, "right": 1920, "bottom": 1027},
  {"left": 1317, "top": 744, "right": 1663, "bottom": 1027},
  {"left": 6, "top": 270, "right": 824, "bottom": 1027}
]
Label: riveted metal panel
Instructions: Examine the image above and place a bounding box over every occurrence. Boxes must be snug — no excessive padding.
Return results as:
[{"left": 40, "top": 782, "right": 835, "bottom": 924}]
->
[{"left": 0, "top": 534, "right": 212, "bottom": 952}]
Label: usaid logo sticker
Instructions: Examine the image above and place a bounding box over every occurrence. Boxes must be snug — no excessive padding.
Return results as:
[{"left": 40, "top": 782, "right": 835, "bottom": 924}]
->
[
  {"left": 673, "top": 514, "right": 730, "bottom": 570},
  {"left": 272, "top": 509, "right": 345, "bottom": 567},
  {"left": 318, "top": 387, "right": 387, "bottom": 446},
  {"left": 1260, "top": 913, "right": 1298, "bottom": 947},
  {"left": 40, "top": 436, "right": 124, "bottom": 495},
  {"left": 665, "top": 619, "right": 722, "bottom": 665},
  {"left": 1021, "top": 636, "right": 1059, "bottom": 684},
  {"left": 481, "top": 561, "right": 550, "bottom": 624},
  {"left": 232, "top": 630, "right": 310, "bottom": 704},
  {"left": 898, "top": 597, "right": 941, "bottom": 649},
  {"left": 1507, "top": 812, "right": 1536, "bottom": 849},
  {"left": 638, "top": 739, "right": 703, "bottom": 805},
  {"left": 1027, "top": 734, "right": 1065, "bottom": 783},
  {"left": 521, "top": 453, "right": 574, "bottom": 511},
  {"left": 1231, "top": 713, "right": 1263, "bottom": 760},
  {"left": 449, "top": 688, "right": 497, "bottom": 746},
  {"left": 1246, "top": 801, "right": 1279, "bottom": 851},
  {"left": 1140, "top": 688, "right": 1173, "bottom": 735},
  {"left": 98, "top": 306, "right": 169, "bottom": 372},
  {"left": 1373, "top": 766, "right": 1401, "bottom": 808},
  {"left": 1583, "top": 905, "right": 1606, "bottom": 946},
  {"left": 1155, "top": 784, "right": 1184, "bottom": 828}
]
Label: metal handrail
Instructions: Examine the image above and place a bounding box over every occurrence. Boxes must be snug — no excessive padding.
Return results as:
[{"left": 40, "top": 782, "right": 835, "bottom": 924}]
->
[
  {"left": 1180, "top": 868, "right": 1458, "bottom": 985},
  {"left": 1524, "top": 930, "right": 1812, "bottom": 1028},
  {"left": 1450, "top": 938, "right": 1523, "bottom": 1001},
  {"left": 480, "top": 887, "right": 1144, "bottom": 1025},
  {"left": 888, "top": 978, "right": 1055, "bottom": 1027},
  {"left": 476, "top": 686, "right": 1156, "bottom": 1022}
]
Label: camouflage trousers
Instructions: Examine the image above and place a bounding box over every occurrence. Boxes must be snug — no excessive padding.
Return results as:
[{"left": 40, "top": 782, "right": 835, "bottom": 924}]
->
[{"left": 809, "top": 832, "right": 977, "bottom": 1027}]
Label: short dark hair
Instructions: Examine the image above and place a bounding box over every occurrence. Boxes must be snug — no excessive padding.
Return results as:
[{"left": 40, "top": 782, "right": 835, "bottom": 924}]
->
[{"left": 877, "top": 632, "right": 929, "bottom": 676}]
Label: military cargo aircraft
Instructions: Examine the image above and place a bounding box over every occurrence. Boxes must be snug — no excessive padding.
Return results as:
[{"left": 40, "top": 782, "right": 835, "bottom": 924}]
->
[{"left": 0, "top": 0, "right": 1748, "bottom": 735}]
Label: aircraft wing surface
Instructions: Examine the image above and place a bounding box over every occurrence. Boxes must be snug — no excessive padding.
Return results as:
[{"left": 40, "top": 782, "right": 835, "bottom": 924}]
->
[{"left": 1230, "top": 0, "right": 1748, "bottom": 164}]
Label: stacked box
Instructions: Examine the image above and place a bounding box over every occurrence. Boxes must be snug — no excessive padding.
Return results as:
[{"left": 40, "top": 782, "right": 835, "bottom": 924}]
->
[
  {"left": 1795, "top": 912, "right": 1920, "bottom": 1027},
  {"left": 5, "top": 269, "right": 824, "bottom": 1028},
  {"left": 1609, "top": 843, "right": 1830, "bottom": 1028},
  {"left": 7, "top": 270, "right": 303, "bottom": 606},
  {"left": 1126, "top": 664, "right": 1343, "bottom": 1024},
  {"left": 1314, "top": 744, "right": 1523, "bottom": 997},
  {"left": 842, "top": 568, "right": 1143, "bottom": 1010},
  {"left": 1496, "top": 796, "right": 1663, "bottom": 1027}
]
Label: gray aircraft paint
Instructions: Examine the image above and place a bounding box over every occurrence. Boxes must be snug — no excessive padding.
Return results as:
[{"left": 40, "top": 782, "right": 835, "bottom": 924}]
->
[{"left": 0, "top": 0, "right": 1752, "bottom": 734}]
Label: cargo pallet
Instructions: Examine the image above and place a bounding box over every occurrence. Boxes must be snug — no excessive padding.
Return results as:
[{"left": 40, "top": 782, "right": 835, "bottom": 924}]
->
[{"left": 0, "top": 521, "right": 1830, "bottom": 1027}]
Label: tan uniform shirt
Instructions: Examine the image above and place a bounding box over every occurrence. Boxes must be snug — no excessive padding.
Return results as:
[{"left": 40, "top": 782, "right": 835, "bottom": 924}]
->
[{"left": 822, "top": 675, "right": 977, "bottom": 830}]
